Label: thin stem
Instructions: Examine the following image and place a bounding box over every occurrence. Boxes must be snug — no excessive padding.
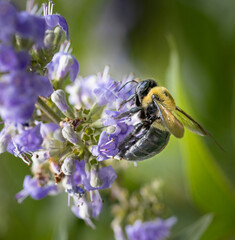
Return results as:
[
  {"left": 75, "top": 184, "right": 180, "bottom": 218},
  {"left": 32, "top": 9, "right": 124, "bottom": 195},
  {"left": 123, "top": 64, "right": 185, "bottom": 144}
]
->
[{"left": 36, "top": 97, "right": 61, "bottom": 124}]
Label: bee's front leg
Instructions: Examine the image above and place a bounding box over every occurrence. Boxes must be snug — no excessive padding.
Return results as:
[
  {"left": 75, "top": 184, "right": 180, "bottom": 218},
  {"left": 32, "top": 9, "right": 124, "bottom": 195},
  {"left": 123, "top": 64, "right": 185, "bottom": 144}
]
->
[{"left": 115, "top": 106, "right": 143, "bottom": 120}]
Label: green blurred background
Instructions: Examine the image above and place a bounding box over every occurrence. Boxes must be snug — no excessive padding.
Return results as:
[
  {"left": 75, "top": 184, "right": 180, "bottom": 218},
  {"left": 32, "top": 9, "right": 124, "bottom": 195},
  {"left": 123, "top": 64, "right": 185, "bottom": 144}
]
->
[{"left": 1, "top": 0, "right": 235, "bottom": 239}]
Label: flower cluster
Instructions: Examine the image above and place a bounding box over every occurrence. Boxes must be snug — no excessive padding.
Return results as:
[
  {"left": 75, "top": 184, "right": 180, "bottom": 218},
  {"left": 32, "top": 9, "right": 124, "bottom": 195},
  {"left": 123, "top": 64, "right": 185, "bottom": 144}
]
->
[{"left": 0, "top": 1, "right": 176, "bottom": 239}]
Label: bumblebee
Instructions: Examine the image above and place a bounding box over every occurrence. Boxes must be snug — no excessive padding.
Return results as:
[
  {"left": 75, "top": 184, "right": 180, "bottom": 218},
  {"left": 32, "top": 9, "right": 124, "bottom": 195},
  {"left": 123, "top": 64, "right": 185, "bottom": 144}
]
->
[{"left": 116, "top": 79, "right": 221, "bottom": 161}]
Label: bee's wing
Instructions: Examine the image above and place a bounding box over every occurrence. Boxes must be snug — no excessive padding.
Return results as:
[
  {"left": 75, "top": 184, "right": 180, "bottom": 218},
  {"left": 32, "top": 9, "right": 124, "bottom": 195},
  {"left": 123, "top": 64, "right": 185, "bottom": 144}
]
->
[
  {"left": 152, "top": 99, "right": 184, "bottom": 138},
  {"left": 174, "top": 106, "right": 224, "bottom": 150},
  {"left": 173, "top": 106, "right": 208, "bottom": 136}
]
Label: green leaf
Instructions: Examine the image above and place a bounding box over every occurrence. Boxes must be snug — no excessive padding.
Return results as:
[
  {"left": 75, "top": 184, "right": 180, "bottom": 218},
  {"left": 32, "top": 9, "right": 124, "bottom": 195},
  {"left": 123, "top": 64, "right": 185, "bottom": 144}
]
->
[
  {"left": 166, "top": 36, "right": 235, "bottom": 239},
  {"left": 172, "top": 214, "right": 213, "bottom": 240}
]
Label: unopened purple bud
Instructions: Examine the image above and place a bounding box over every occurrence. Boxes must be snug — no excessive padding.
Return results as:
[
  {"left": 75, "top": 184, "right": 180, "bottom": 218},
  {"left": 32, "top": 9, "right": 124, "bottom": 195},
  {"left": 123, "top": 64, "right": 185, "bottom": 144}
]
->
[
  {"left": 51, "top": 89, "right": 69, "bottom": 112},
  {"left": 62, "top": 125, "right": 78, "bottom": 144},
  {"left": 61, "top": 157, "right": 74, "bottom": 175}
]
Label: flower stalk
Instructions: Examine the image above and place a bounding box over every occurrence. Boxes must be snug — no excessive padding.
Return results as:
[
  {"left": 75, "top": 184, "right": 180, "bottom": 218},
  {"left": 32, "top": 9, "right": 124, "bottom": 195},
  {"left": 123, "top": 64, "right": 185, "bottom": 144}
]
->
[{"left": 36, "top": 97, "right": 61, "bottom": 124}]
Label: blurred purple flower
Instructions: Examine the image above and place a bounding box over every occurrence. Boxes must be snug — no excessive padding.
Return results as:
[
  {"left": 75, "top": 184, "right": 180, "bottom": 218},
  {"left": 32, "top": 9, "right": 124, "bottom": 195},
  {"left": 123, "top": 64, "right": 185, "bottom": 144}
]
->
[
  {"left": 16, "top": 11, "right": 46, "bottom": 47},
  {"left": 44, "top": 0, "right": 69, "bottom": 39},
  {"left": 66, "top": 75, "right": 97, "bottom": 109},
  {"left": 0, "top": 45, "right": 30, "bottom": 72},
  {"left": 47, "top": 50, "right": 79, "bottom": 82},
  {"left": 15, "top": 175, "right": 58, "bottom": 203},
  {"left": 71, "top": 190, "right": 103, "bottom": 228},
  {"left": 83, "top": 165, "right": 117, "bottom": 191},
  {"left": 12, "top": 124, "right": 43, "bottom": 153},
  {"left": 125, "top": 217, "right": 177, "bottom": 240},
  {"left": 0, "top": 71, "right": 53, "bottom": 123},
  {"left": 0, "top": 1, "right": 17, "bottom": 42},
  {"left": 40, "top": 123, "right": 60, "bottom": 138}
]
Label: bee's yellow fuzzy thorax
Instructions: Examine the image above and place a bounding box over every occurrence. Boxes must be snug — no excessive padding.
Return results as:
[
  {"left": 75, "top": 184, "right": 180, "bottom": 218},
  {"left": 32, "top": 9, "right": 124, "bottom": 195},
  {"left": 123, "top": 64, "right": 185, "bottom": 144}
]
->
[{"left": 142, "top": 86, "right": 176, "bottom": 111}]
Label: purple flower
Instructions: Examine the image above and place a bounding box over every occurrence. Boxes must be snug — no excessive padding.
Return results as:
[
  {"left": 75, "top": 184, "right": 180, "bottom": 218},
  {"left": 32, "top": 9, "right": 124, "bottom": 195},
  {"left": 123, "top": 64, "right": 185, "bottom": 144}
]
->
[
  {"left": 66, "top": 75, "right": 97, "bottom": 109},
  {"left": 0, "top": 1, "right": 18, "bottom": 42},
  {"left": 0, "top": 71, "right": 53, "bottom": 123},
  {"left": 40, "top": 123, "right": 60, "bottom": 138},
  {"left": 0, "top": 45, "right": 30, "bottom": 72},
  {"left": 92, "top": 110, "right": 133, "bottom": 161},
  {"left": 12, "top": 124, "right": 43, "bottom": 153},
  {"left": 44, "top": 1, "right": 69, "bottom": 39},
  {"left": 73, "top": 160, "right": 85, "bottom": 185},
  {"left": 47, "top": 49, "right": 79, "bottom": 82},
  {"left": 15, "top": 175, "right": 58, "bottom": 203},
  {"left": 71, "top": 190, "right": 103, "bottom": 228},
  {"left": 16, "top": 11, "right": 46, "bottom": 47},
  {"left": 93, "top": 66, "right": 136, "bottom": 109},
  {"left": 91, "top": 131, "right": 119, "bottom": 161},
  {"left": 125, "top": 217, "right": 177, "bottom": 240},
  {"left": 83, "top": 165, "right": 117, "bottom": 191},
  {"left": 45, "top": 14, "right": 69, "bottom": 39}
]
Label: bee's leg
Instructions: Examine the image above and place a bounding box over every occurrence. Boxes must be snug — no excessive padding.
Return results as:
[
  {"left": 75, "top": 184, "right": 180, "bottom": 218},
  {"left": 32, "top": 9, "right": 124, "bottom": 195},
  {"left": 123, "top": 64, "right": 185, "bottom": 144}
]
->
[{"left": 115, "top": 106, "right": 143, "bottom": 120}]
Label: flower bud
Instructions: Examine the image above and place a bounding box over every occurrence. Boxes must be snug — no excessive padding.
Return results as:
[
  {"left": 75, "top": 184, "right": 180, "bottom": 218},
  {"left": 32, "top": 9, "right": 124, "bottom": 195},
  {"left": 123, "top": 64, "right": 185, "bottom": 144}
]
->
[
  {"left": 61, "top": 157, "right": 74, "bottom": 175},
  {"left": 90, "top": 166, "right": 102, "bottom": 188},
  {"left": 51, "top": 89, "right": 68, "bottom": 112},
  {"left": 51, "top": 89, "right": 74, "bottom": 118},
  {"left": 44, "top": 29, "right": 55, "bottom": 49},
  {"left": 53, "top": 128, "right": 65, "bottom": 142},
  {"left": 62, "top": 125, "right": 78, "bottom": 144}
]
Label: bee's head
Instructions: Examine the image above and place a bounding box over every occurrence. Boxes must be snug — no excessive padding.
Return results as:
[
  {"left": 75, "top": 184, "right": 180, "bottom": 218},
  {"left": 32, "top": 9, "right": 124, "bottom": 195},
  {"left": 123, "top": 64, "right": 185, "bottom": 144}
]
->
[
  {"left": 136, "top": 79, "right": 157, "bottom": 102},
  {"left": 153, "top": 87, "right": 176, "bottom": 111}
]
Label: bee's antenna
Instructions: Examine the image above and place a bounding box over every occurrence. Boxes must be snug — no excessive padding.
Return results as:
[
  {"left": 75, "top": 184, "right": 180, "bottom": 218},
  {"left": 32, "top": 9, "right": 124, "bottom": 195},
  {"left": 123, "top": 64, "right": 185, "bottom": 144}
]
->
[{"left": 118, "top": 80, "right": 138, "bottom": 92}]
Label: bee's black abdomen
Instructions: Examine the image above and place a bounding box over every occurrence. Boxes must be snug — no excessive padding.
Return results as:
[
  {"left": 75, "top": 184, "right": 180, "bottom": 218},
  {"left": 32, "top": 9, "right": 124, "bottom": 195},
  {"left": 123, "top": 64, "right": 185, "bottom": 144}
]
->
[{"left": 118, "top": 127, "right": 170, "bottom": 161}]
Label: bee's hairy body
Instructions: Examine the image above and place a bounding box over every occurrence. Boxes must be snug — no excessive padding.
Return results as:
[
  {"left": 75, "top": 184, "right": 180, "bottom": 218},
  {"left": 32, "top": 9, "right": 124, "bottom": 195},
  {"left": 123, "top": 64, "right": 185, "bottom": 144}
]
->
[
  {"left": 116, "top": 79, "right": 217, "bottom": 161},
  {"left": 117, "top": 80, "right": 171, "bottom": 161},
  {"left": 118, "top": 126, "right": 170, "bottom": 161}
]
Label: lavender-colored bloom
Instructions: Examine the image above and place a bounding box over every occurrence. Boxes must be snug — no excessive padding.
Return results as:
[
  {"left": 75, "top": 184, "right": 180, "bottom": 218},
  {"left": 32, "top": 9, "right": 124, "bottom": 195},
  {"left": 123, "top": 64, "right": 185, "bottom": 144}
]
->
[
  {"left": 0, "top": 71, "right": 53, "bottom": 123},
  {"left": 73, "top": 160, "right": 85, "bottom": 185},
  {"left": 66, "top": 75, "right": 97, "bottom": 109},
  {"left": 125, "top": 217, "right": 177, "bottom": 240},
  {"left": 89, "top": 190, "right": 103, "bottom": 218},
  {"left": 40, "top": 123, "right": 60, "bottom": 138},
  {"left": 44, "top": 0, "right": 69, "bottom": 39},
  {"left": 113, "top": 222, "right": 126, "bottom": 240},
  {"left": 45, "top": 14, "right": 69, "bottom": 39},
  {"left": 0, "top": 1, "right": 17, "bottom": 42},
  {"left": 15, "top": 175, "right": 58, "bottom": 203},
  {"left": 0, "top": 45, "right": 30, "bottom": 72},
  {"left": 92, "top": 110, "right": 133, "bottom": 161},
  {"left": 94, "top": 77, "right": 119, "bottom": 106},
  {"left": 13, "top": 124, "right": 43, "bottom": 153},
  {"left": 16, "top": 11, "right": 46, "bottom": 47},
  {"left": 83, "top": 166, "right": 117, "bottom": 191},
  {"left": 91, "top": 131, "right": 119, "bottom": 161},
  {"left": 71, "top": 190, "right": 103, "bottom": 228},
  {"left": 47, "top": 51, "right": 79, "bottom": 82},
  {"left": 93, "top": 66, "right": 136, "bottom": 109}
]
